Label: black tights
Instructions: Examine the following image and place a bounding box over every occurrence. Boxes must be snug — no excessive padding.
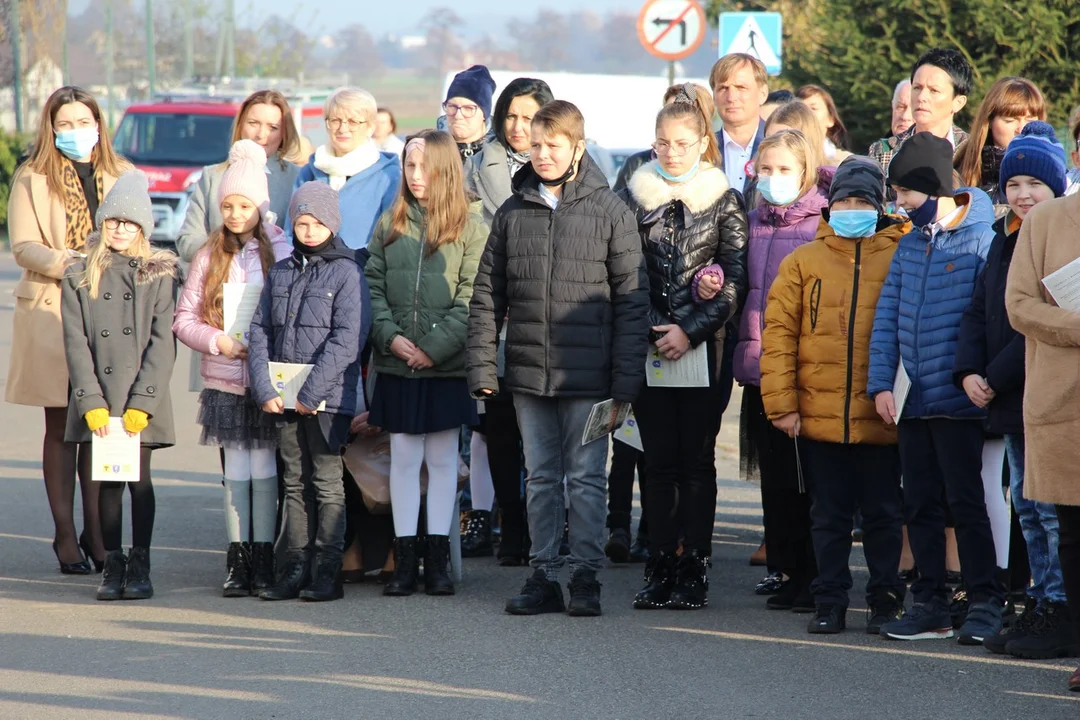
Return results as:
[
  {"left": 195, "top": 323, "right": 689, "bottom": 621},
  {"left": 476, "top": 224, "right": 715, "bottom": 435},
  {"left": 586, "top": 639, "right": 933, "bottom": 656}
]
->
[
  {"left": 1055, "top": 504, "right": 1080, "bottom": 629},
  {"left": 43, "top": 408, "right": 103, "bottom": 564},
  {"left": 79, "top": 444, "right": 155, "bottom": 551}
]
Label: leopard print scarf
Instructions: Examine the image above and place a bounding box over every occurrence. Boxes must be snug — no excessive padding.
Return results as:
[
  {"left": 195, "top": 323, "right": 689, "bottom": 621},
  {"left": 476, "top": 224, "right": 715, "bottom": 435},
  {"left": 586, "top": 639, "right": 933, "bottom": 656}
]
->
[{"left": 60, "top": 160, "right": 103, "bottom": 251}]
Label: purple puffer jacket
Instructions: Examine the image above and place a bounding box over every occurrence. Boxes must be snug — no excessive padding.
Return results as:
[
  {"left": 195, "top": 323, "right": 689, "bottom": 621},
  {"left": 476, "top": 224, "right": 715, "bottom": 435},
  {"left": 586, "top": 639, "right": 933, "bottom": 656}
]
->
[{"left": 734, "top": 167, "right": 834, "bottom": 386}]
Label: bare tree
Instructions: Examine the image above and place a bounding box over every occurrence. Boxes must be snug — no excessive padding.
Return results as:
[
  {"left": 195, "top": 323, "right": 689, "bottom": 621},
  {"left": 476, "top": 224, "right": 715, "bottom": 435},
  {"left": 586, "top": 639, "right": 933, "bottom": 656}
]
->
[{"left": 421, "top": 7, "right": 463, "bottom": 75}]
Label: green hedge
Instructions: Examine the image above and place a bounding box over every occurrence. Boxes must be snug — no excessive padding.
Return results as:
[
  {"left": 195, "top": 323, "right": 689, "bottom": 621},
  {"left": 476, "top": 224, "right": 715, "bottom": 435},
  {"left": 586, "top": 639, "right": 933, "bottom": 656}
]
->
[{"left": 0, "top": 130, "right": 30, "bottom": 230}]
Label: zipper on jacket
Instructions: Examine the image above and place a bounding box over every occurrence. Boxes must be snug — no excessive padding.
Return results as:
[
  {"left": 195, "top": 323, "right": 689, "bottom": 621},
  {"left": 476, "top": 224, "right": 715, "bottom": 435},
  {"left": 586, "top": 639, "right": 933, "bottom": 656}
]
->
[
  {"left": 544, "top": 208, "right": 555, "bottom": 394},
  {"left": 409, "top": 222, "right": 427, "bottom": 375},
  {"left": 842, "top": 242, "right": 861, "bottom": 444}
]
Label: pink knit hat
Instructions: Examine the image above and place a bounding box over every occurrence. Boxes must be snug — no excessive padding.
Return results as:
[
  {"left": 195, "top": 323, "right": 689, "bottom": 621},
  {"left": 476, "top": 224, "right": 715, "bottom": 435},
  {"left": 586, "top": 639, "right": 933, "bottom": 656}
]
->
[{"left": 217, "top": 139, "right": 270, "bottom": 215}]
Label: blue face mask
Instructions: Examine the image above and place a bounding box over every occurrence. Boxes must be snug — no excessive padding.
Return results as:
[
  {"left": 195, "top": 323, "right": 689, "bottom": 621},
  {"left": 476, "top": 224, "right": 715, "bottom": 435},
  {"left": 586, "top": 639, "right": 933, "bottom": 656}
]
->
[
  {"left": 907, "top": 197, "right": 939, "bottom": 228},
  {"left": 54, "top": 127, "right": 100, "bottom": 161},
  {"left": 758, "top": 174, "right": 802, "bottom": 206},
  {"left": 655, "top": 157, "right": 701, "bottom": 184},
  {"left": 828, "top": 209, "right": 879, "bottom": 239}
]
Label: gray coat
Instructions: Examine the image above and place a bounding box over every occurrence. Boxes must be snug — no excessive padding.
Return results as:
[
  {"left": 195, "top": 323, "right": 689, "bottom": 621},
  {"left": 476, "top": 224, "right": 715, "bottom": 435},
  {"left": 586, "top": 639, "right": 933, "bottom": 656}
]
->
[
  {"left": 63, "top": 238, "right": 180, "bottom": 446},
  {"left": 464, "top": 139, "right": 515, "bottom": 228}
]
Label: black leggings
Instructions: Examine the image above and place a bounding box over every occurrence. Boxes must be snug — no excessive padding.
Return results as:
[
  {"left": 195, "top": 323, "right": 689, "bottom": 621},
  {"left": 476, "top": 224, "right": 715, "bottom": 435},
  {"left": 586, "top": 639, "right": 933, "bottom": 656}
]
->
[
  {"left": 480, "top": 392, "right": 524, "bottom": 512},
  {"left": 1055, "top": 504, "right": 1080, "bottom": 628},
  {"left": 80, "top": 444, "right": 155, "bottom": 551}
]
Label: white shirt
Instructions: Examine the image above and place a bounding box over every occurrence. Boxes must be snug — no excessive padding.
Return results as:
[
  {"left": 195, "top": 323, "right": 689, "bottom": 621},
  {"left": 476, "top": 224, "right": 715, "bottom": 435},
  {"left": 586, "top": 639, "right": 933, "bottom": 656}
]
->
[
  {"left": 538, "top": 183, "right": 559, "bottom": 210},
  {"left": 928, "top": 205, "right": 963, "bottom": 241},
  {"left": 720, "top": 128, "right": 754, "bottom": 191}
]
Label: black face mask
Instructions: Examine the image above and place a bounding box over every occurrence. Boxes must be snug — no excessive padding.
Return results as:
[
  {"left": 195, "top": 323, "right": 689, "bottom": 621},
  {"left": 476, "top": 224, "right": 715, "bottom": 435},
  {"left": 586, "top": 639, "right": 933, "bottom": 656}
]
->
[
  {"left": 293, "top": 236, "right": 333, "bottom": 257},
  {"left": 539, "top": 152, "right": 582, "bottom": 187}
]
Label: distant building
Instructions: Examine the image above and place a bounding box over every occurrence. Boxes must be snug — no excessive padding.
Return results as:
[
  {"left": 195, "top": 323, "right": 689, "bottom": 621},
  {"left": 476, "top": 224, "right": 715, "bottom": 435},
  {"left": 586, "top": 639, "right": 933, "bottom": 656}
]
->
[{"left": 0, "top": 57, "right": 64, "bottom": 133}]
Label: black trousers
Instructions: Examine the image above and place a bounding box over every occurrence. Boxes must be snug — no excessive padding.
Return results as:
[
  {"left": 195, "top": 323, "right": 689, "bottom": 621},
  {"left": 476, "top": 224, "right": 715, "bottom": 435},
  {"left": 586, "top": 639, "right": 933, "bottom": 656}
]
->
[
  {"left": 480, "top": 391, "right": 525, "bottom": 513},
  {"left": 898, "top": 418, "right": 1003, "bottom": 604},
  {"left": 803, "top": 439, "right": 904, "bottom": 606},
  {"left": 279, "top": 414, "right": 346, "bottom": 560},
  {"left": 742, "top": 384, "right": 816, "bottom": 580},
  {"left": 1055, "top": 504, "right": 1080, "bottom": 628},
  {"left": 607, "top": 440, "right": 648, "bottom": 534}
]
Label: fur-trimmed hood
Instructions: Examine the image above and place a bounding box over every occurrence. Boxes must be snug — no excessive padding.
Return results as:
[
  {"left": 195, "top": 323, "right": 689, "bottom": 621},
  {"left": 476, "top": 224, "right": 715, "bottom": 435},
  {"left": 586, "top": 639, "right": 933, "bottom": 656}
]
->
[
  {"left": 84, "top": 231, "right": 181, "bottom": 284},
  {"left": 626, "top": 161, "right": 730, "bottom": 214}
]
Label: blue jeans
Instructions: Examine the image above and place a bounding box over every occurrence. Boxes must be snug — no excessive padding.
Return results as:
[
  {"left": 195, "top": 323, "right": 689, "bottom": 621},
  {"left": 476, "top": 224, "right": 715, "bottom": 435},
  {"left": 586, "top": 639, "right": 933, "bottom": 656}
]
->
[
  {"left": 514, "top": 394, "right": 609, "bottom": 580},
  {"left": 1005, "top": 434, "right": 1066, "bottom": 603}
]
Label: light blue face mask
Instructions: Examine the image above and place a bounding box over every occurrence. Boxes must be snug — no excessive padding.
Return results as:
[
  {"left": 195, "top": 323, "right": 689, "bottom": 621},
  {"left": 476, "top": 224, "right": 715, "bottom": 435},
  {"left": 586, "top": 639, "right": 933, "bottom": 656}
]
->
[
  {"left": 655, "top": 157, "right": 701, "bottom": 184},
  {"left": 54, "top": 127, "right": 99, "bottom": 161},
  {"left": 828, "top": 209, "right": 879, "bottom": 238},
  {"left": 758, "top": 174, "right": 802, "bottom": 206}
]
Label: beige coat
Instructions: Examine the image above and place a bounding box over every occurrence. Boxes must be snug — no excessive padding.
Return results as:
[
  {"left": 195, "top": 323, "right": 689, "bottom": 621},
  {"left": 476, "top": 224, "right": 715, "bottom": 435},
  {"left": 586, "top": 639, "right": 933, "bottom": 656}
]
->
[
  {"left": 6, "top": 168, "right": 118, "bottom": 407},
  {"left": 1005, "top": 193, "right": 1080, "bottom": 506}
]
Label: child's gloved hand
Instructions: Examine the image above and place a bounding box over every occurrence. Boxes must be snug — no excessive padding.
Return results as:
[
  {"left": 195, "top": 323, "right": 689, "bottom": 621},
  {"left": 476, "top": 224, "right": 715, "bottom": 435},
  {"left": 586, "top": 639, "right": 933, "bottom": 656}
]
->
[
  {"left": 84, "top": 408, "right": 110, "bottom": 437},
  {"left": 122, "top": 408, "right": 149, "bottom": 435}
]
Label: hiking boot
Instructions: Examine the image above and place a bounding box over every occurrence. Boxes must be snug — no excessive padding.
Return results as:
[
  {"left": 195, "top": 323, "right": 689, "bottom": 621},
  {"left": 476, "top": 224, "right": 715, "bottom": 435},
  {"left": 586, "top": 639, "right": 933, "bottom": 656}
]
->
[
  {"left": 957, "top": 601, "right": 1003, "bottom": 646},
  {"left": 604, "top": 528, "right": 632, "bottom": 564},
  {"left": 423, "top": 535, "right": 455, "bottom": 596},
  {"left": 383, "top": 537, "right": 420, "bottom": 597},
  {"left": 866, "top": 591, "right": 906, "bottom": 635},
  {"left": 984, "top": 597, "right": 1041, "bottom": 654},
  {"left": 669, "top": 550, "right": 709, "bottom": 610},
  {"left": 249, "top": 542, "right": 275, "bottom": 594},
  {"left": 299, "top": 555, "right": 344, "bottom": 602},
  {"left": 1007, "top": 601, "right": 1080, "bottom": 659},
  {"left": 96, "top": 550, "right": 127, "bottom": 601},
  {"left": 505, "top": 569, "right": 565, "bottom": 615},
  {"left": 633, "top": 552, "right": 676, "bottom": 609},
  {"left": 122, "top": 547, "right": 154, "bottom": 600},
  {"left": 809, "top": 604, "right": 847, "bottom": 634},
  {"left": 222, "top": 542, "right": 251, "bottom": 598},
  {"left": 461, "top": 510, "right": 494, "bottom": 558},
  {"left": 259, "top": 551, "right": 309, "bottom": 601},
  {"left": 629, "top": 532, "right": 650, "bottom": 563},
  {"left": 567, "top": 568, "right": 602, "bottom": 617},
  {"left": 880, "top": 601, "right": 954, "bottom": 641}
]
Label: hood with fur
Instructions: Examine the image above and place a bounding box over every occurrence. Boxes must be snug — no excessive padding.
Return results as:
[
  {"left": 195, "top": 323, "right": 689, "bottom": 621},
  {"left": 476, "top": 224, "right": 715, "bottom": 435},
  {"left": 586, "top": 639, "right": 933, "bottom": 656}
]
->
[
  {"left": 83, "top": 232, "right": 181, "bottom": 284},
  {"left": 626, "top": 161, "right": 730, "bottom": 214}
]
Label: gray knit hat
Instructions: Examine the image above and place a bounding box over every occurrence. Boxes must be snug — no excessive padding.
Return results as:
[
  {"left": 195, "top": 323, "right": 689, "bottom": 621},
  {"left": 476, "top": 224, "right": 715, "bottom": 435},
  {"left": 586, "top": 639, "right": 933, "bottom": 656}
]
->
[
  {"left": 830, "top": 155, "right": 885, "bottom": 214},
  {"left": 289, "top": 181, "right": 341, "bottom": 236},
  {"left": 96, "top": 169, "right": 155, "bottom": 238}
]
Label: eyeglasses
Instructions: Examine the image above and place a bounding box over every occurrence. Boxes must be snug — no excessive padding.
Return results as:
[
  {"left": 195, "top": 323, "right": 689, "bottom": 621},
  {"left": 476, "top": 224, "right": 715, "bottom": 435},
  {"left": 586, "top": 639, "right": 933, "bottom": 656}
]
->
[
  {"left": 325, "top": 117, "right": 367, "bottom": 131},
  {"left": 652, "top": 138, "right": 704, "bottom": 157},
  {"left": 103, "top": 218, "right": 141, "bottom": 233},
  {"left": 443, "top": 102, "right": 480, "bottom": 119}
]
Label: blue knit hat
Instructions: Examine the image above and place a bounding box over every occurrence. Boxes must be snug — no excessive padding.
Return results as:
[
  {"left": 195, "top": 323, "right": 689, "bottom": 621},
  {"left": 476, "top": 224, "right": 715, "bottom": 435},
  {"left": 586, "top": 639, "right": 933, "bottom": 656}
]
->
[
  {"left": 1000, "top": 121, "right": 1067, "bottom": 198},
  {"left": 445, "top": 65, "right": 496, "bottom": 121}
]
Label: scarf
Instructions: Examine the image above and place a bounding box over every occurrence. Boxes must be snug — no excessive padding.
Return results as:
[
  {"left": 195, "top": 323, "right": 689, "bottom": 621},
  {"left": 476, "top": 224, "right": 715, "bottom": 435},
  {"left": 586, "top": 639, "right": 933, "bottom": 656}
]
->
[
  {"left": 980, "top": 144, "right": 1006, "bottom": 189},
  {"left": 506, "top": 147, "right": 530, "bottom": 177},
  {"left": 314, "top": 141, "right": 381, "bottom": 191},
  {"left": 457, "top": 139, "right": 486, "bottom": 161},
  {"left": 61, "top": 159, "right": 103, "bottom": 252}
]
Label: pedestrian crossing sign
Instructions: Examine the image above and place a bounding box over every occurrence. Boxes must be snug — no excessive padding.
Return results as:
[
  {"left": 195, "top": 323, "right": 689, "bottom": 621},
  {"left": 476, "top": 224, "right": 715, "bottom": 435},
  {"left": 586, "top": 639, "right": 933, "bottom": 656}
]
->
[{"left": 719, "top": 12, "right": 783, "bottom": 76}]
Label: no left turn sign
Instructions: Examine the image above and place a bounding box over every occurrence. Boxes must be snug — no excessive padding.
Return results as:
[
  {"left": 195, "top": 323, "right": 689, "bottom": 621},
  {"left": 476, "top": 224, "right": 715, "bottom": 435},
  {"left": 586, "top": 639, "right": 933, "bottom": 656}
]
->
[{"left": 637, "top": 0, "right": 707, "bottom": 62}]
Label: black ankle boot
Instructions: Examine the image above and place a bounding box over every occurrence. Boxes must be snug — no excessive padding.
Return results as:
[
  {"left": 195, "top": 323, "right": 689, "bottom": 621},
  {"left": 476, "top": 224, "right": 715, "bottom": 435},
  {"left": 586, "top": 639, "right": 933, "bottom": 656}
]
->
[
  {"left": 299, "top": 554, "right": 344, "bottom": 602},
  {"left": 669, "top": 550, "right": 709, "bottom": 610},
  {"left": 424, "top": 535, "right": 455, "bottom": 596},
  {"left": 249, "top": 542, "right": 275, "bottom": 594},
  {"left": 259, "top": 551, "right": 310, "bottom": 601},
  {"left": 96, "top": 550, "right": 127, "bottom": 601},
  {"left": 461, "top": 510, "right": 494, "bottom": 558},
  {"left": 122, "top": 547, "right": 154, "bottom": 600},
  {"left": 222, "top": 542, "right": 251, "bottom": 597},
  {"left": 384, "top": 537, "right": 420, "bottom": 596},
  {"left": 497, "top": 505, "right": 529, "bottom": 567},
  {"left": 633, "top": 552, "right": 676, "bottom": 609}
]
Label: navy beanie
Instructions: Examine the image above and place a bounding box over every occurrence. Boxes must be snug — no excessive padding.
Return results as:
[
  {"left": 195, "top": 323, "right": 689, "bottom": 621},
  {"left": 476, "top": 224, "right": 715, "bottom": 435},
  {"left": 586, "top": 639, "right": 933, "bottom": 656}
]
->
[
  {"left": 999, "top": 121, "right": 1067, "bottom": 198},
  {"left": 446, "top": 65, "right": 497, "bottom": 121}
]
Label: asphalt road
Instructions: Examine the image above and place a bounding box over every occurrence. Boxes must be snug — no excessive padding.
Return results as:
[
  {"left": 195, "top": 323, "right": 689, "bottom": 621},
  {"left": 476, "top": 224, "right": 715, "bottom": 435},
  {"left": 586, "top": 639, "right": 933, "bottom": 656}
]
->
[{"left": 0, "top": 251, "right": 1076, "bottom": 719}]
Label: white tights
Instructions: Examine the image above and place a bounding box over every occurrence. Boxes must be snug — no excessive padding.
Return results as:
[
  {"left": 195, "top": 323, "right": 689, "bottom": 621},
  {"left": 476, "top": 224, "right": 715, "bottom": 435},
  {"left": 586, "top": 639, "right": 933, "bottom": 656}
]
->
[
  {"left": 390, "top": 430, "right": 459, "bottom": 537},
  {"left": 469, "top": 431, "right": 495, "bottom": 513},
  {"left": 223, "top": 447, "right": 278, "bottom": 544}
]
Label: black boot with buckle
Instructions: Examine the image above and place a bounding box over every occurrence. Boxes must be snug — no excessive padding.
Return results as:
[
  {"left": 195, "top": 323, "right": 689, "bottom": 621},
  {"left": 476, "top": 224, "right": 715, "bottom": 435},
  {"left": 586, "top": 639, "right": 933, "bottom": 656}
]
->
[{"left": 669, "top": 550, "right": 710, "bottom": 610}]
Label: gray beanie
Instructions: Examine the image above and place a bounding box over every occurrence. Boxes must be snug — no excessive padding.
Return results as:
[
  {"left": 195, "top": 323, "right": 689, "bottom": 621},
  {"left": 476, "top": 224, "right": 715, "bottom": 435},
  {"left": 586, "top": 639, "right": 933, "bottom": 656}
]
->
[
  {"left": 289, "top": 181, "right": 341, "bottom": 236},
  {"left": 830, "top": 155, "right": 885, "bottom": 214},
  {"left": 96, "top": 169, "right": 155, "bottom": 238}
]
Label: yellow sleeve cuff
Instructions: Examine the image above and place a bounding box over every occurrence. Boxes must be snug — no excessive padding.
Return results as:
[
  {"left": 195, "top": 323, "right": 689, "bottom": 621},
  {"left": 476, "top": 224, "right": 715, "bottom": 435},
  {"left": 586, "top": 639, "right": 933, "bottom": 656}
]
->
[
  {"left": 122, "top": 409, "right": 149, "bottom": 435},
  {"left": 84, "top": 408, "right": 110, "bottom": 432}
]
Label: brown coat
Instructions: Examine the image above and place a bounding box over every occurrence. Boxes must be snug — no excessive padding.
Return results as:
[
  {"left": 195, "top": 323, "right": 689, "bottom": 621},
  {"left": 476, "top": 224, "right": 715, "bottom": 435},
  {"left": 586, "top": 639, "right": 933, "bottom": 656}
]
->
[
  {"left": 6, "top": 168, "right": 118, "bottom": 407},
  {"left": 1005, "top": 194, "right": 1080, "bottom": 506}
]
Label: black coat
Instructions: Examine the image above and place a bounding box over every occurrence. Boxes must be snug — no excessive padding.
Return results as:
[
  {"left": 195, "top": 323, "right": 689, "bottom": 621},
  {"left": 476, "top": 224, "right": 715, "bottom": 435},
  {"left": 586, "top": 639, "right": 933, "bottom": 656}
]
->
[
  {"left": 466, "top": 151, "right": 650, "bottom": 402},
  {"left": 954, "top": 216, "right": 1024, "bottom": 435},
  {"left": 619, "top": 162, "right": 748, "bottom": 346}
]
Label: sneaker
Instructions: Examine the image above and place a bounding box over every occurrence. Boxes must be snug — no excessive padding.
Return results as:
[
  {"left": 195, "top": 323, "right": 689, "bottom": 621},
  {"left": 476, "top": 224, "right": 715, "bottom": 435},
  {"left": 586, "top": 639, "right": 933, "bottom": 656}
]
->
[
  {"left": 957, "top": 601, "right": 1003, "bottom": 646},
  {"left": 566, "top": 568, "right": 602, "bottom": 617},
  {"left": 1007, "top": 601, "right": 1080, "bottom": 659},
  {"left": 808, "top": 604, "right": 847, "bottom": 634},
  {"left": 604, "top": 528, "right": 632, "bottom": 564},
  {"left": 949, "top": 587, "right": 969, "bottom": 629},
  {"left": 791, "top": 586, "right": 815, "bottom": 614},
  {"left": 629, "top": 533, "right": 650, "bottom": 563},
  {"left": 505, "top": 569, "right": 566, "bottom": 615},
  {"left": 766, "top": 580, "right": 802, "bottom": 610},
  {"left": 866, "top": 591, "right": 906, "bottom": 635},
  {"left": 984, "top": 597, "right": 1041, "bottom": 655},
  {"left": 880, "top": 601, "right": 954, "bottom": 641}
]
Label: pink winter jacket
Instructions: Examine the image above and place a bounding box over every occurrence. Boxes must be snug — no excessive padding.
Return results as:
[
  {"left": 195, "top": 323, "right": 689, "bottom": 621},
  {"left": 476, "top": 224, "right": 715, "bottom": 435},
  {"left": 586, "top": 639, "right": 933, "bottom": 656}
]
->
[{"left": 173, "top": 225, "right": 291, "bottom": 395}]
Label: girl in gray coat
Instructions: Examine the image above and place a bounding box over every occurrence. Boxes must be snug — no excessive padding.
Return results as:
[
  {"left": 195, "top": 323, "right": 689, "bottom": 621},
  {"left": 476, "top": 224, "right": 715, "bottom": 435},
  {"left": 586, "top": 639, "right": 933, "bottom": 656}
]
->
[{"left": 62, "top": 170, "right": 180, "bottom": 602}]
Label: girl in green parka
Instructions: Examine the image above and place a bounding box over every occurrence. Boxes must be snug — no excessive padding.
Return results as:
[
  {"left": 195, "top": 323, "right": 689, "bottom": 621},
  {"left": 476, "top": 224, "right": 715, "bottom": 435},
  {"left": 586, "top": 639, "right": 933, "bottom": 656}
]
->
[{"left": 365, "top": 129, "right": 488, "bottom": 597}]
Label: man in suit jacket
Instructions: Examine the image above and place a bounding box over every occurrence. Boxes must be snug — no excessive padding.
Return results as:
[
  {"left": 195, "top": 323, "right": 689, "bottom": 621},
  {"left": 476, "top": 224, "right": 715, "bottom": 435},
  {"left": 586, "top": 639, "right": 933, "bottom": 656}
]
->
[{"left": 711, "top": 53, "right": 769, "bottom": 196}]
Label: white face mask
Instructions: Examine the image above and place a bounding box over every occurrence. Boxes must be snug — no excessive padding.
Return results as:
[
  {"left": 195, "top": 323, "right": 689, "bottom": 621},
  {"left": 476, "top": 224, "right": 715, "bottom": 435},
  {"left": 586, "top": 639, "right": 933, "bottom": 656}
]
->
[{"left": 758, "top": 174, "right": 802, "bottom": 206}]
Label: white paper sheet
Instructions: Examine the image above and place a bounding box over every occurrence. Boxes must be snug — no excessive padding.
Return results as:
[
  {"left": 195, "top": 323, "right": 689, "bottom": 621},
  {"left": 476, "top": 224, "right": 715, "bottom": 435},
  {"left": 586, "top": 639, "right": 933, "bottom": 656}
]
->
[
  {"left": 645, "top": 342, "right": 709, "bottom": 387},
  {"left": 268, "top": 362, "right": 327, "bottom": 412},
  {"left": 223, "top": 282, "right": 263, "bottom": 346},
  {"left": 581, "top": 399, "right": 631, "bottom": 446},
  {"left": 613, "top": 411, "right": 644, "bottom": 452},
  {"left": 91, "top": 418, "right": 141, "bottom": 482},
  {"left": 1041, "top": 257, "right": 1080, "bottom": 311},
  {"left": 892, "top": 362, "right": 911, "bottom": 423}
]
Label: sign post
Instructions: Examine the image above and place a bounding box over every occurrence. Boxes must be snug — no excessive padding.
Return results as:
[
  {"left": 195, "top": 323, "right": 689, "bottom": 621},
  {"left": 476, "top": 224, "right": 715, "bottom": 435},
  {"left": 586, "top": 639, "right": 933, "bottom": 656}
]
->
[
  {"left": 719, "top": 11, "right": 783, "bottom": 76},
  {"left": 637, "top": 0, "right": 708, "bottom": 87}
]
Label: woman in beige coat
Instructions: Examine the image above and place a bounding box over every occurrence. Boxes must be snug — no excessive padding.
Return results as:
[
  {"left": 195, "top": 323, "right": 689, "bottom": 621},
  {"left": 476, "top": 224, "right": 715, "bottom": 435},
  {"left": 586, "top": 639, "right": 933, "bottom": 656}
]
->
[
  {"left": 1005, "top": 189, "right": 1080, "bottom": 690},
  {"left": 7, "top": 86, "right": 128, "bottom": 573}
]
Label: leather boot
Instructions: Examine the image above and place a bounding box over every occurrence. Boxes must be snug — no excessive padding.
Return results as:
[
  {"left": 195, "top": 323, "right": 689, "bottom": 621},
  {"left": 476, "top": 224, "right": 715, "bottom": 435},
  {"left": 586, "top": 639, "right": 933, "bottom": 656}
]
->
[
  {"left": 461, "top": 510, "right": 494, "bottom": 558},
  {"left": 669, "top": 550, "right": 710, "bottom": 610},
  {"left": 633, "top": 552, "right": 676, "bottom": 609},
  {"left": 222, "top": 542, "right": 251, "bottom": 597},
  {"left": 122, "top": 547, "right": 154, "bottom": 600},
  {"left": 384, "top": 537, "right": 420, "bottom": 596},
  {"left": 299, "top": 554, "right": 344, "bottom": 602},
  {"left": 424, "top": 535, "right": 455, "bottom": 596},
  {"left": 259, "top": 550, "right": 310, "bottom": 601},
  {"left": 249, "top": 542, "right": 276, "bottom": 594},
  {"left": 96, "top": 550, "right": 127, "bottom": 601}
]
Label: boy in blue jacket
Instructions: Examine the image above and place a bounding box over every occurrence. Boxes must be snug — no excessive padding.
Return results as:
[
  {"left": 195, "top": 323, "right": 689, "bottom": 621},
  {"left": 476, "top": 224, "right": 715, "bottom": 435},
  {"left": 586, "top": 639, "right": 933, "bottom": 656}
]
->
[
  {"left": 249, "top": 182, "right": 368, "bottom": 603},
  {"left": 866, "top": 132, "right": 1002, "bottom": 644}
]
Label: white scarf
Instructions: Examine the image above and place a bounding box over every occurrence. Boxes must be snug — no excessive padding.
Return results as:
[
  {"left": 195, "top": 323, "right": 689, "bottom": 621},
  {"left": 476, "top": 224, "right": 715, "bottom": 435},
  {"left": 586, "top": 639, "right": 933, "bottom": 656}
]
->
[{"left": 314, "top": 140, "right": 381, "bottom": 191}]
